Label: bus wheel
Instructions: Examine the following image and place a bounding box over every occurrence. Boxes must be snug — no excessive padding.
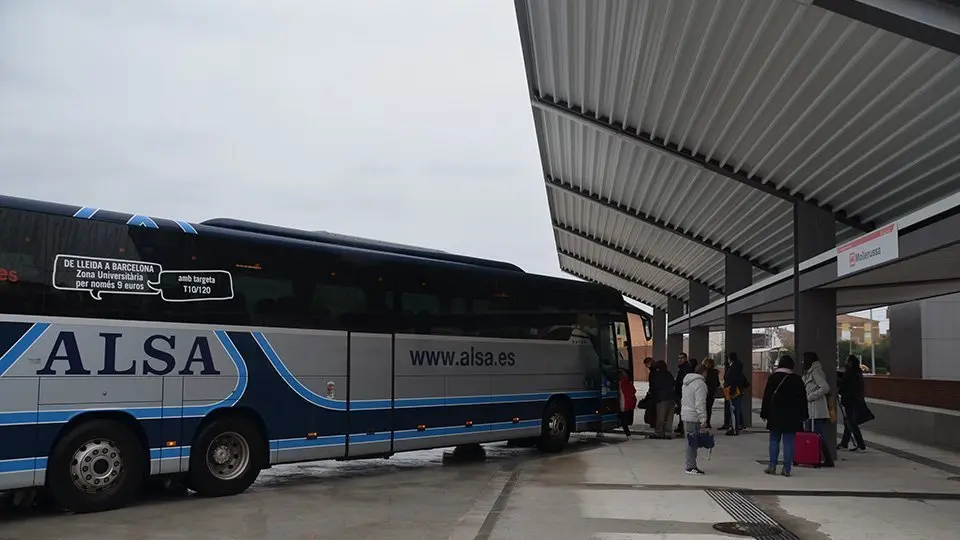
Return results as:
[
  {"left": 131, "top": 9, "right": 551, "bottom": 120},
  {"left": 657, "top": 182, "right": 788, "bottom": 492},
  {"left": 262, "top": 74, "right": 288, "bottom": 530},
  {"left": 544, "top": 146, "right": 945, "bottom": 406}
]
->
[
  {"left": 537, "top": 400, "right": 571, "bottom": 453},
  {"left": 188, "top": 416, "right": 264, "bottom": 498},
  {"left": 47, "top": 419, "right": 145, "bottom": 513}
]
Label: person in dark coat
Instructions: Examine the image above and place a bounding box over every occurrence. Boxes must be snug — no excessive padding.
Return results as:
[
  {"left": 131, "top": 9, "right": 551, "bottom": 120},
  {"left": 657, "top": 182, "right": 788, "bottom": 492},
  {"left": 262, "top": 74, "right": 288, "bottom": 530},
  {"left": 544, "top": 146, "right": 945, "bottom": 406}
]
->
[
  {"left": 640, "top": 357, "right": 657, "bottom": 428},
  {"left": 839, "top": 355, "right": 868, "bottom": 452},
  {"left": 723, "top": 352, "right": 749, "bottom": 436},
  {"left": 760, "top": 355, "right": 808, "bottom": 477},
  {"left": 703, "top": 357, "right": 721, "bottom": 428},
  {"left": 674, "top": 353, "right": 693, "bottom": 435},
  {"left": 649, "top": 360, "right": 676, "bottom": 439}
]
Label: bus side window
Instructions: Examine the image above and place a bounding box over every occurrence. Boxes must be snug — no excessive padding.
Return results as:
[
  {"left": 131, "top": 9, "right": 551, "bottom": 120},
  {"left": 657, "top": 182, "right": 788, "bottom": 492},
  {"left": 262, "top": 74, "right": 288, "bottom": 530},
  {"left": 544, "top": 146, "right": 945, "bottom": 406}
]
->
[
  {"left": 399, "top": 288, "right": 440, "bottom": 334},
  {"left": 207, "top": 240, "right": 305, "bottom": 329},
  {"left": 42, "top": 215, "right": 180, "bottom": 322},
  {"left": 0, "top": 208, "right": 47, "bottom": 315},
  {"left": 313, "top": 281, "right": 366, "bottom": 330}
]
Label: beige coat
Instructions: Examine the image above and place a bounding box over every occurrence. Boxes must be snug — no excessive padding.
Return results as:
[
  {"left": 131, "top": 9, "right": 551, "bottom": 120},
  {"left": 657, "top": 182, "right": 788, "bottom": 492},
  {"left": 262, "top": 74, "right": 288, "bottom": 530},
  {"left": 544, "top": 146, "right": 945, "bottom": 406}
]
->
[{"left": 802, "top": 361, "right": 831, "bottom": 420}]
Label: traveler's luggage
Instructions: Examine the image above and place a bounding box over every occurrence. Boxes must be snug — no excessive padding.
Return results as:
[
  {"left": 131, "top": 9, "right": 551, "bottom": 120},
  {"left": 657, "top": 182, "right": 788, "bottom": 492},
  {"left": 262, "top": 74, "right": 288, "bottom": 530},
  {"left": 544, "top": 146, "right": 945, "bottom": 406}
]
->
[{"left": 793, "top": 431, "right": 823, "bottom": 468}]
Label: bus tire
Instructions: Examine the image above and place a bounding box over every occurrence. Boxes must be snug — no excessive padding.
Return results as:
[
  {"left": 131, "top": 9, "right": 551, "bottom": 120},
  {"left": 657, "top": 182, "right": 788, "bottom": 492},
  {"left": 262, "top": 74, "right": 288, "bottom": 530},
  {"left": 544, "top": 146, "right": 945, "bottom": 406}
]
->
[
  {"left": 188, "top": 416, "right": 264, "bottom": 498},
  {"left": 537, "top": 400, "right": 571, "bottom": 453},
  {"left": 46, "top": 419, "right": 145, "bottom": 513}
]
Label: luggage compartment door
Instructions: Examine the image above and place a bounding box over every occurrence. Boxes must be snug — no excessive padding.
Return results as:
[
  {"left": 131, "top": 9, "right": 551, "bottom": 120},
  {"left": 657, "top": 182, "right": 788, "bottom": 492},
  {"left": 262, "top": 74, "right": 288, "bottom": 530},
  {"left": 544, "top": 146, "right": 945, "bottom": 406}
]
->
[{"left": 347, "top": 333, "right": 393, "bottom": 457}]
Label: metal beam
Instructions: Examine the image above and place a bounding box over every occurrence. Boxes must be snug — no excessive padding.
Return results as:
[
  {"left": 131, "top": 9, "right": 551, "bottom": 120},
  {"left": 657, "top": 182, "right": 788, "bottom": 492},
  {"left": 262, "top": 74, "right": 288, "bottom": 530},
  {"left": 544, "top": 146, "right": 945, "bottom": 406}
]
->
[
  {"left": 546, "top": 176, "right": 780, "bottom": 274},
  {"left": 533, "top": 95, "right": 874, "bottom": 233},
  {"left": 562, "top": 267, "right": 667, "bottom": 311},
  {"left": 559, "top": 249, "right": 680, "bottom": 300},
  {"left": 554, "top": 221, "right": 725, "bottom": 295},
  {"left": 813, "top": 0, "right": 960, "bottom": 57}
]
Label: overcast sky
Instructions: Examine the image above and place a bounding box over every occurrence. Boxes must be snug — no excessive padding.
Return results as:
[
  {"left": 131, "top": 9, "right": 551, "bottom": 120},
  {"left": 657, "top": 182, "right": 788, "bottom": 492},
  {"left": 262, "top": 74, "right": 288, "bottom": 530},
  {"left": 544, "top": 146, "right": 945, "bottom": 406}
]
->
[
  {"left": 0, "top": 1, "right": 896, "bottom": 324},
  {"left": 0, "top": 0, "right": 564, "bottom": 277}
]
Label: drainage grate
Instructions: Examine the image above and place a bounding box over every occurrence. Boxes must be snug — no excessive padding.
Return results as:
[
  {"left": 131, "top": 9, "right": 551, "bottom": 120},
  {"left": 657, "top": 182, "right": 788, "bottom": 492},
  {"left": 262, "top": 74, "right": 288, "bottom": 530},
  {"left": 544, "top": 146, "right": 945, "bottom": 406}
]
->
[{"left": 706, "top": 489, "right": 800, "bottom": 540}]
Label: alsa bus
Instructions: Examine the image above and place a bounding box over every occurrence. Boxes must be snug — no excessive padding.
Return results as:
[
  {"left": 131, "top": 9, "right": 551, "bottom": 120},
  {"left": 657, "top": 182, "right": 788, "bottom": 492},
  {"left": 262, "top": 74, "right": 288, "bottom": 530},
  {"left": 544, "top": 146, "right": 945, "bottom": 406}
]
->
[{"left": 0, "top": 195, "right": 632, "bottom": 513}]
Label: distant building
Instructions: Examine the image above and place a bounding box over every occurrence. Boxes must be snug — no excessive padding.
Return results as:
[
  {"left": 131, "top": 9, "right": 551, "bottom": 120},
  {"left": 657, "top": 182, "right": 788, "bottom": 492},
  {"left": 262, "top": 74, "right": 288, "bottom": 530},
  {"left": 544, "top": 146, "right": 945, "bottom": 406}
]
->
[{"left": 837, "top": 314, "right": 881, "bottom": 346}]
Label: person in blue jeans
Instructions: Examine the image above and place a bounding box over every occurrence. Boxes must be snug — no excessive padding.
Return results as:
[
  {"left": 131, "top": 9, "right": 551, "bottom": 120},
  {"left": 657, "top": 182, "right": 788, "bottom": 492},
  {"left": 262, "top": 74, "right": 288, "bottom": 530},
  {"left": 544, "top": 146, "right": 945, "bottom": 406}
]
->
[
  {"left": 802, "top": 352, "right": 835, "bottom": 467},
  {"left": 723, "top": 353, "right": 748, "bottom": 436},
  {"left": 760, "top": 355, "right": 808, "bottom": 477}
]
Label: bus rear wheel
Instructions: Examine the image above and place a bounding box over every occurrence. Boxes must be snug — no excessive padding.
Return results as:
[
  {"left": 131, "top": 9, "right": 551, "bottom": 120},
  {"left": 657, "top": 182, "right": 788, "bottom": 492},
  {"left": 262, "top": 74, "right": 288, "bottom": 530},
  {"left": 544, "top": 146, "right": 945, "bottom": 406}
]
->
[
  {"left": 47, "top": 419, "right": 145, "bottom": 513},
  {"left": 188, "top": 416, "right": 265, "bottom": 498},
  {"left": 537, "top": 400, "right": 571, "bottom": 453}
]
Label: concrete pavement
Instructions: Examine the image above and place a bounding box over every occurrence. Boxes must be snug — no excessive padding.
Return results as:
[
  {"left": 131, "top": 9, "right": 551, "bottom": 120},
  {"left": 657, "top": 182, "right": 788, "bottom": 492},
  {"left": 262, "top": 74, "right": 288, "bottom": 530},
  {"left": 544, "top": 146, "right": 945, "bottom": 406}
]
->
[{"left": 3, "top": 400, "right": 959, "bottom": 539}]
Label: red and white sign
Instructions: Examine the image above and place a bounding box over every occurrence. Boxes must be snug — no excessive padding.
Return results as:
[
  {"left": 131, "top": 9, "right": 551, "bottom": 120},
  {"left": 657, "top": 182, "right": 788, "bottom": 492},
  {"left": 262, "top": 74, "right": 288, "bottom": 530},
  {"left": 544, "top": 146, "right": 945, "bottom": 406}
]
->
[{"left": 836, "top": 223, "right": 898, "bottom": 277}]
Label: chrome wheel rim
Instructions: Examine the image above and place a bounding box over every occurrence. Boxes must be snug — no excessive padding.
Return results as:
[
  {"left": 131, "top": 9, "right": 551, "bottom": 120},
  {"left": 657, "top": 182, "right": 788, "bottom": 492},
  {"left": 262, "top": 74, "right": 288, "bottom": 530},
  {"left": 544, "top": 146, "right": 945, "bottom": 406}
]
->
[
  {"left": 70, "top": 438, "right": 123, "bottom": 493},
  {"left": 548, "top": 413, "right": 567, "bottom": 439},
  {"left": 206, "top": 431, "right": 250, "bottom": 481}
]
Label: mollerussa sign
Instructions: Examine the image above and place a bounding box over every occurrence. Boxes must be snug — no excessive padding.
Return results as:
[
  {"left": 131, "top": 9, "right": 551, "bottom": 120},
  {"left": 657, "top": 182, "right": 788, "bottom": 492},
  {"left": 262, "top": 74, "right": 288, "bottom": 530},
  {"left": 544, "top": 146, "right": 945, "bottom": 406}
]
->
[{"left": 836, "top": 223, "right": 898, "bottom": 277}]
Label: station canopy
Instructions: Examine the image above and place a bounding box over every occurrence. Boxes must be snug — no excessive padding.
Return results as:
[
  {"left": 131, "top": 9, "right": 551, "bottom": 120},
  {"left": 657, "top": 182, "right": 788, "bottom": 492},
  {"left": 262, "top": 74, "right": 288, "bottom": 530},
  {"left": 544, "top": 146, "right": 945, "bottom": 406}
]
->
[{"left": 514, "top": 0, "right": 960, "bottom": 312}]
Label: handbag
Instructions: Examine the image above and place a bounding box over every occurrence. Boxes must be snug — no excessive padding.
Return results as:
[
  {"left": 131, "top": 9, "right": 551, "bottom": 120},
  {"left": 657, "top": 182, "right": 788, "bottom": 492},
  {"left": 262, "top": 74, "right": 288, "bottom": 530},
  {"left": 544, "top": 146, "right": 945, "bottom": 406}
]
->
[
  {"left": 857, "top": 403, "right": 875, "bottom": 425},
  {"left": 697, "top": 431, "right": 715, "bottom": 449},
  {"left": 826, "top": 394, "right": 838, "bottom": 423}
]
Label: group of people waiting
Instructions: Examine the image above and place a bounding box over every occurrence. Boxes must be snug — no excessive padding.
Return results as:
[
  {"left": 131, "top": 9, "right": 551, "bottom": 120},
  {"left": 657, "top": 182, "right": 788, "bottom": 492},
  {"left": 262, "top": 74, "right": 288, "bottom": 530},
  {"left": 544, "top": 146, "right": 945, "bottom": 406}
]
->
[
  {"left": 640, "top": 352, "right": 749, "bottom": 439},
  {"left": 636, "top": 352, "right": 750, "bottom": 474},
  {"left": 761, "top": 353, "right": 871, "bottom": 476},
  {"left": 625, "top": 351, "right": 871, "bottom": 476}
]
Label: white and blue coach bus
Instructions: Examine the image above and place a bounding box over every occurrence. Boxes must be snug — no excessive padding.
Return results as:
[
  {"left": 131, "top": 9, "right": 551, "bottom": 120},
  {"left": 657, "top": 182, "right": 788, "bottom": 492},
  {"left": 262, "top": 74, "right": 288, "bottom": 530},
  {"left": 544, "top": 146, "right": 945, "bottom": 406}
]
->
[{"left": 0, "top": 195, "right": 633, "bottom": 513}]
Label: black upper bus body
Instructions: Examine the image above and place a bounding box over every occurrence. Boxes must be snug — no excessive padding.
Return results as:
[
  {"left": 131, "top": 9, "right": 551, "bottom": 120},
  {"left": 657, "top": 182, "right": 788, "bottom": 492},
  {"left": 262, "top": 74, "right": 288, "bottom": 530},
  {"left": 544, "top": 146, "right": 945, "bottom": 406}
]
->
[{"left": 0, "top": 195, "right": 627, "bottom": 343}]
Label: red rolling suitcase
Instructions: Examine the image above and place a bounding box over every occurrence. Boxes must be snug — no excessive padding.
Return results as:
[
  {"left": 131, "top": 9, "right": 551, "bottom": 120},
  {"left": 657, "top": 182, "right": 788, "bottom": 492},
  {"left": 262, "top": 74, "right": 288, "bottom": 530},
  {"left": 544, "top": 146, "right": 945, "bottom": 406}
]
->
[{"left": 793, "top": 424, "right": 823, "bottom": 468}]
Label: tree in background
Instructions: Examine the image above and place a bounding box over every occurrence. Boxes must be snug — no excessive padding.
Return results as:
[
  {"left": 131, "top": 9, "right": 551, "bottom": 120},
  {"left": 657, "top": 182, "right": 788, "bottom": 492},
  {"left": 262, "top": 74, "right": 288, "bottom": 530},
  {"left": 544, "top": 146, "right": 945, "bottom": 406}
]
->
[{"left": 837, "top": 337, "right": 890, "bottom": 374}]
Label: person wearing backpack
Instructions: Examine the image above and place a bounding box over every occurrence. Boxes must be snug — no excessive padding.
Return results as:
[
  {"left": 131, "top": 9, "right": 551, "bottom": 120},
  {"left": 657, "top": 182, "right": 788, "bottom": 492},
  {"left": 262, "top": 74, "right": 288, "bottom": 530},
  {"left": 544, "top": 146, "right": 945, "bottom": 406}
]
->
[
  {"left": 760, "top": 355, "right": 808, "bottom": 477},
  {"left": 723, "top": 352, "right": 749, "bottom": 436}
]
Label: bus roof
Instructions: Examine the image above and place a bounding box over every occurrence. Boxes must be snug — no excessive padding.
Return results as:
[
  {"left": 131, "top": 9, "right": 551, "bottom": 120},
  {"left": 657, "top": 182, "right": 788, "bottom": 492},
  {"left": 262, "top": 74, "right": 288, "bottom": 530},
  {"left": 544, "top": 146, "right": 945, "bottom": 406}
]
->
[
  {"left": 0, "top": 194, "right": 627, "bottom": 310},
  {"left": 201, "top": 217, "right": 524, "bottom": 273}
]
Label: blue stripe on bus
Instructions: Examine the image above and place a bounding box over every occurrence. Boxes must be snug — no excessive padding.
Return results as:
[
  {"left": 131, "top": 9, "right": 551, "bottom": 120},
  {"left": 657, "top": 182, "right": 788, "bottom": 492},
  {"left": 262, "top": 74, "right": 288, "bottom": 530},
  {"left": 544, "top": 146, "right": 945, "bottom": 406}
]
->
[
  {"left": 126, "top": 215, "right": 159, "bottom": 229},
  {"left": 252, "top": 331, "right": 350, "bottom": 411},
  {"left": 2, "top": 415, "right": 603, "bottom": 474},
  {"left": 174, "top": 220, "right": 198, "bottom": 234},
  {"left": 252, "top": 331, "right": 608, "bottom": 412},
  {"left": 0, "top": 390, "right": 604, "bottom": 427},
  {"left": 72, "top": 207, "right": 98, "bottom": 219},
  {"left": 0, "top": 323, "right": 50, "bottom": 377},
  {"left": 0, "top": 329, "right": 247, "bottom": 426},
  {"left": 275, "top": 435, "right": 347, "bottom": 450},
  {"left": 179, "top": 330, "right": 249, "bottom": 417},
  {"left": 393, "top": 419, "right": 542, "bottom": 440},
  {"left": 0, "top": 457, "right": 38, "bottom": 474},
  {"left": 149, "top": 447, "right": 186, "bottom": 460},
  {"left": 349, "top": 433, "right": 391, "bottom": 444}
]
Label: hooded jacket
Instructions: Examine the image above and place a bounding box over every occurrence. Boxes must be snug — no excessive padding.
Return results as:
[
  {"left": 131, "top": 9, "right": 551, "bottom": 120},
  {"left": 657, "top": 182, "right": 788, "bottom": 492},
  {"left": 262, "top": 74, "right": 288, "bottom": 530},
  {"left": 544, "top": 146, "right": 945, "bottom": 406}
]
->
[{"left": 680, "top": 373, "right": 708, "bottom": 424}]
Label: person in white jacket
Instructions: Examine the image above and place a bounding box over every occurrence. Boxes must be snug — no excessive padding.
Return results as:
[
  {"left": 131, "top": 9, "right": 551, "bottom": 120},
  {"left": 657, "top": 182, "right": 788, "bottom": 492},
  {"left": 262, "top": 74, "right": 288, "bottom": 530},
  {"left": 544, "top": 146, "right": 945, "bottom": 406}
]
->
[{"left": 680, "top": 364, "right": 710, "bottom": 475}]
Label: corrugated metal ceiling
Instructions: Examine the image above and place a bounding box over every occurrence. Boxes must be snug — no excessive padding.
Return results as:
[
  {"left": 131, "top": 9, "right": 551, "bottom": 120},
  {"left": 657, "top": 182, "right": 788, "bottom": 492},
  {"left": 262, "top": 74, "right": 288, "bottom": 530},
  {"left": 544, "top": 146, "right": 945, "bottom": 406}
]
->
[
  {"left": 560, "top": 254, "right": 670, "bottom": 310},
  {"left": 517, "top": 0, "right": 960, "bottom": 311}
]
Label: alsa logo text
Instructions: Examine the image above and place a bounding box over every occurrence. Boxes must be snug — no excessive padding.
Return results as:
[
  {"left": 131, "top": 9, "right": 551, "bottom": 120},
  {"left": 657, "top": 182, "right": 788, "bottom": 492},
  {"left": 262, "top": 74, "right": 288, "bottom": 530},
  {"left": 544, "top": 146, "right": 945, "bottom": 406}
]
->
[
  {"left": 0, "top": 267, "right": 19, "bottom": 282},
  {"left": 36, "top": 331, "right": 223, "bottom": 376}
]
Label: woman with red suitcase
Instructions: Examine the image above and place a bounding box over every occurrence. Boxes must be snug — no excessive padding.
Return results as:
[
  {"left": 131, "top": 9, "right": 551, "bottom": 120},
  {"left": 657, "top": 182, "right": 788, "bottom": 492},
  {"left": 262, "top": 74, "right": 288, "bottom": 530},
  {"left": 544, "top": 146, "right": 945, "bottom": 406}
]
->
[
  {"left": 802, "top": 352, "right": 835, "bottom": 467},
  {"left": 760, "top": 356, "right": 808, "bottom": 477}
]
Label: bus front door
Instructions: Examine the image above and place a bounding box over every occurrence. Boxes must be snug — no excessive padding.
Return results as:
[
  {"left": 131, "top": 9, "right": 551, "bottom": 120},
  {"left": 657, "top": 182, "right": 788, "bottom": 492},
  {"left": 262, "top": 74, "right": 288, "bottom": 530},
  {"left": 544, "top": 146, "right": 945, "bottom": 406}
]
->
[
  {"left": 597, "top": 317, "right": 623, "bottom": 429},
  {"left": 346, "top": 333, "right": 394, "bottom": 458}
]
